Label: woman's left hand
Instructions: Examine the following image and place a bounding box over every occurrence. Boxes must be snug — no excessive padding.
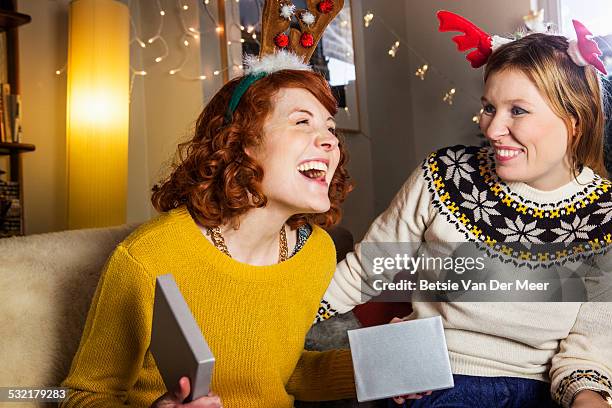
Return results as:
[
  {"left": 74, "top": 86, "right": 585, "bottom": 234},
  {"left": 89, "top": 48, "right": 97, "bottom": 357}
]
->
[
  {"left": 571, "top": 390, "right": 610, "bottom": 408},
  {"left": 392, "top": 391, "right": 433, "bottom": 405}
]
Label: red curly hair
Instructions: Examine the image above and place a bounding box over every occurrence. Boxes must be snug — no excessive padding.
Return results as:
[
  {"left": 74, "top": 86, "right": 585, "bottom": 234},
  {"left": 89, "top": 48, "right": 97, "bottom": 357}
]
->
[{"left": 151, "top": 69, "right": 353, "bottom": 229}]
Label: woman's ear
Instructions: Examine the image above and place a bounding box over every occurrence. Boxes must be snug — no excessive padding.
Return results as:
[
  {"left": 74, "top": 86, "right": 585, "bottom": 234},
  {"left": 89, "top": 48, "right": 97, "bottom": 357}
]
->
[{"left": 570, "top": 116, "right": 578, "bottom": 136}]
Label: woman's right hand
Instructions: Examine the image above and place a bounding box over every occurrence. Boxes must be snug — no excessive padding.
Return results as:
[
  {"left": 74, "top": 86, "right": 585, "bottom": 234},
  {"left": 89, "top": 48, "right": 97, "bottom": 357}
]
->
[{"left": 151, "top": 377, "right": 222, "bottom": 408}]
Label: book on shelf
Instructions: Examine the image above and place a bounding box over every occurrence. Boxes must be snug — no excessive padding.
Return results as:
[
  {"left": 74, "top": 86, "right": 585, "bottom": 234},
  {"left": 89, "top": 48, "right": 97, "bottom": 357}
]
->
[
  {"left": 0, "top": 180, "right": 21, "bottom": 237},
  {"left": 1, "top": 83, "right": 12, "bottom": 143},
  {"left": 9, "top": 94, "right": 21, "bottom": 143},
  {"left": 0, "top": 33, "right": 6, "bottom": 85},
  {"left": 0, "top": 82, "right": 5, "bottom": 143}
]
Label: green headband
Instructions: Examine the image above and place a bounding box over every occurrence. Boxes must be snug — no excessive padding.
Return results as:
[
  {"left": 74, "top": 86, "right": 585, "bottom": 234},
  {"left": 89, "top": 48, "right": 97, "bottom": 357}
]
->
[{"left": 224, "top": 72, "right": 267, "bottom": 124}]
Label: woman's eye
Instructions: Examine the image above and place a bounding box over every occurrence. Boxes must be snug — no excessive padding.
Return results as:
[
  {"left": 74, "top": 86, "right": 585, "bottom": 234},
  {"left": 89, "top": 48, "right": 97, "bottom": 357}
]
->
[
  {"left": 329, "top": 127, "right": 337, "bottom": 135},
  {"left": 511, "top": 106, "right": 528, "bottom": 116},
  {"left": 482, "top": 104, "right": 495, "bottom": 115},
  {"left": 297, "top": 119, "right": 309, "bottom": 125}
]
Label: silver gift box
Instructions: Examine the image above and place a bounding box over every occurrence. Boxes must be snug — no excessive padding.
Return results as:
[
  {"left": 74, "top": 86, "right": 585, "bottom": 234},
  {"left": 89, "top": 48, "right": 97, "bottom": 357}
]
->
[
  {"left": 348, "top": 316, "right": 454, "bottom": 402},
  {"left": 150, "top": 274, "right": 215, "bottom": 402}
]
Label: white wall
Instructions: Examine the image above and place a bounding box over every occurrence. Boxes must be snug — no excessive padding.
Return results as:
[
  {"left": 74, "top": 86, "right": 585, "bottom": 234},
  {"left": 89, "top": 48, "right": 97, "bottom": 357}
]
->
[{"left": 19, "top": 0, "right": 70, "bottom": 235}]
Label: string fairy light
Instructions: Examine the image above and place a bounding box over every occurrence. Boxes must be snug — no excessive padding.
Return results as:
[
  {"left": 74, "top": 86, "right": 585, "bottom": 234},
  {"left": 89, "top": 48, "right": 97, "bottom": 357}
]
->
[
  {"left": 129, "top": 68, "right": 148, "bottom": 102},
  {"left": 55, "top": 62, "right": 67, "bottom": 76},
  {"left": 146, "top": 0, "right": 169, "bottom": 63},
  {"left": 443, "top": 88, "right": 456, "bottom": 105},
  {"left": 388, "top": 40, "right": 400, "bottom": 57},
  {"left": 472, "top": 108, "right": 484, "bottom": 124},
  {"left": 363, "top": 11, "right": 374, "bottom": 28},
  {"left": 368, "top": 11, "right": 488, "bottom": 118}
]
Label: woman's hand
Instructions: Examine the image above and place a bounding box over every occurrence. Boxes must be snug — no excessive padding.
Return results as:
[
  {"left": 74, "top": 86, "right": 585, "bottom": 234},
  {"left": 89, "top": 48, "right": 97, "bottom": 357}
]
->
[
  {"left": 392, "top": 391, "right": 433, "bottom": 405},
  {"left": 151, "top": 377, "right": 222, "bottom": 408},
  {"left": 388, "top": 317, "right": 434, "bottom": 405},
  {"left": 571, "top": 390, "right": 610, "bottom": 408}
]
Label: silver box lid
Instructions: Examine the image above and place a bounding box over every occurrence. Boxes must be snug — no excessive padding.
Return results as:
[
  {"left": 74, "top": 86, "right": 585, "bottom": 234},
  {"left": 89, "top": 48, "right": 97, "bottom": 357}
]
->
[
  {"left": 348, "top": 315, "right": 454, "bottom": 402},
  {"left": 150, "top": 274, "right": 215, "bottom": 401}
]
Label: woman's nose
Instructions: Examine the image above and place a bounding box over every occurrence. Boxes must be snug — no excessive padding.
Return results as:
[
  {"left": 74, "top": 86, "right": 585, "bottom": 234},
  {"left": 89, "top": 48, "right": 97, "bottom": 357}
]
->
[
  {"left": 316, "top": 130, "right": 339, "bottom": 151},
  {"left": 483, "top": 115, "right": 510, "bottom": 141}
]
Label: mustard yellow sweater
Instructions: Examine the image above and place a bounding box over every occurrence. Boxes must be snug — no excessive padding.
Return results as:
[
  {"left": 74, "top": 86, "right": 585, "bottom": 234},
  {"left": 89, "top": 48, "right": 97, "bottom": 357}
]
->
[{"left": 60, "top": 207, "right": 355, "bottom": 408}]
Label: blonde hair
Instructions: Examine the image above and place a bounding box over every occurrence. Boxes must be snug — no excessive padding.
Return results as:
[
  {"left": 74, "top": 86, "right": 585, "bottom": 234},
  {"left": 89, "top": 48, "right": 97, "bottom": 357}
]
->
[{"left": 484, "top": 33, "right": 607, "bottom": 177}]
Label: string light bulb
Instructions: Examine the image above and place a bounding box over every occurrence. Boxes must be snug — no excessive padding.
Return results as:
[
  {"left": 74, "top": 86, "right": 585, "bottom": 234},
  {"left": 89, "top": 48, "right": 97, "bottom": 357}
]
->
[
  {"left": 55, "top": 70, "right": 61, "bottom": 75},
  {"left": 199, "top": 75, "right": 207, "bottom": 80},
  {"left": 160, "top": 10, "right": 165, "bottom": 16},
  {"left": 182, "top": 4, "right": 188, "bottom": 10},
  {"left": 169, "top": 69, "right": 177, "bottom": 75},
  {"left": 213, "top": 70, "right": 220, "bottom": 76},
  {"left": 363, "top": 12, "right": 374, "bottom": 28},
  {"left": 184, "top": 39, "right": 189, "bottom": 46},
  {"left": 388, "top": 41, "right": 400, "bottom": 58},
  {"left": 415, "top": 64, "right": 428, "bottom": 80},
  {"left": 216, "top": 26, "right": 223, "bottom": 34},
  {"left": 472, "top": 108, "right": 484, "bottom": 123},
  {"left": 155, "top": 57, "right": 163, "bottom": 63},
  {"left": 443, "top": 88, "right": 456, "bottom": 105}
]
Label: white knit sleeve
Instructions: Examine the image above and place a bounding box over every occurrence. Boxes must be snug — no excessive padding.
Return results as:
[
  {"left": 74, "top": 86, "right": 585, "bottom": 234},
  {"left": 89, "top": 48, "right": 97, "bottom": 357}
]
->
[
  {"left": 319, "top": 163, "right": 434, "bottom": 316},
  {"left": 550, "top": 301, "right": 612, "bottom": 407}
]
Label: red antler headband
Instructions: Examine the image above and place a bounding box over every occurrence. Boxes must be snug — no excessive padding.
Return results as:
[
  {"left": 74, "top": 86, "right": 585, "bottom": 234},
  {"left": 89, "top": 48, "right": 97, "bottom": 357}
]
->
[
  {"left": 436, "top": 10, "right": 608, "bottom": 75},
  {"left": 437, "top": 10, "right": 492, "bottom": 68}
]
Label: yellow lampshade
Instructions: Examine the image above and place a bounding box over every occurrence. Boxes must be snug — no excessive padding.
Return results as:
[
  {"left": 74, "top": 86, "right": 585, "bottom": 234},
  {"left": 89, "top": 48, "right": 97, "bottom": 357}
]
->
[{"left": 66, "top": 0, "right": 129, "bottom": 229}]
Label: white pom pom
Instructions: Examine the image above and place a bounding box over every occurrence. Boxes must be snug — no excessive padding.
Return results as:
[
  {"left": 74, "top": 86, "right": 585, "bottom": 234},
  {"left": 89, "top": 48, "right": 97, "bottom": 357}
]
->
[
  {"left": 280, "top": 4, "right": 295, "bottom": 20},
  {"left": 567, "top": 39, "right": 588, "bottom": 67},
  {"left": 301, "top": 11, "right": 316, "bottom": 26},
  {"left": 244, "top": 50, "right": 312, "bottom": 75},
  {"left": 491, "top": 35, "right": 514, "bottom": 51}
]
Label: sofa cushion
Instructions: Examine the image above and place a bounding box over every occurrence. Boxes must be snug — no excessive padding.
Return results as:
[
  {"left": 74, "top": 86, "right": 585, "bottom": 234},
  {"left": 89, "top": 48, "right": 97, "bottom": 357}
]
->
[{"left": 0, "top": 224, "right": 138, "bottom": 388}]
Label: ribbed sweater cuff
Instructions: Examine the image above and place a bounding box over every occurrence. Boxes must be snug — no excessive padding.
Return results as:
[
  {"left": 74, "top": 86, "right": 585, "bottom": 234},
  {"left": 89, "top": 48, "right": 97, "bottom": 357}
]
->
[{"left": 554, "top": 370, "right": 612, "bottom": 407}]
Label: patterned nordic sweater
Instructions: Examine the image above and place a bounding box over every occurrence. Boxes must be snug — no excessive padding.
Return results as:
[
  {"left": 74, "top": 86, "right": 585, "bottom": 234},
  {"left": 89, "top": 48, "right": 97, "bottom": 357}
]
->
[{"left": 321, "top": 145, "right": 612, "bottom": 407}]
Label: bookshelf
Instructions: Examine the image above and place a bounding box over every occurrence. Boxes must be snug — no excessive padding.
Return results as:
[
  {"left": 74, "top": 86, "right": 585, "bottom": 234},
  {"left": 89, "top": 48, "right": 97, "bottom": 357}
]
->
[{"left": 0, "top": 1, "right": 31, "bottom": 237}]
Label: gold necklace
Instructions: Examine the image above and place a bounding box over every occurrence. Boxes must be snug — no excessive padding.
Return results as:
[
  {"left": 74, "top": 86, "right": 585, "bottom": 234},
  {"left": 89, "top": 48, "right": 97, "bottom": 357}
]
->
[{"left": 207, "top": 225, "right": 288, "bottom": 263}]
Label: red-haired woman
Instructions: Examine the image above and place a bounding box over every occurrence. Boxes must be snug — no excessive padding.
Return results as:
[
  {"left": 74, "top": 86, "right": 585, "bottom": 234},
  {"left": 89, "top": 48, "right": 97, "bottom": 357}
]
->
[{"left": 60, "top": 67, "right": 356, "bottom": 408}]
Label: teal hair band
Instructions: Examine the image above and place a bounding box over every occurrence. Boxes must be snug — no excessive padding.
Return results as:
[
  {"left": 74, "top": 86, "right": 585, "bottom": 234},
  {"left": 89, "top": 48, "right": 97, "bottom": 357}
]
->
[{"left": 224, "top": 72, "right": 267, "bottom": 124}]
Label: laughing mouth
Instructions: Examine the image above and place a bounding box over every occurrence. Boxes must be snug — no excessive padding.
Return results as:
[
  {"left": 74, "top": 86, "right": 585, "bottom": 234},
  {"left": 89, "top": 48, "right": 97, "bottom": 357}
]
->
[{"left": 297, "top": 160, "right": 328, "bottom": 182}]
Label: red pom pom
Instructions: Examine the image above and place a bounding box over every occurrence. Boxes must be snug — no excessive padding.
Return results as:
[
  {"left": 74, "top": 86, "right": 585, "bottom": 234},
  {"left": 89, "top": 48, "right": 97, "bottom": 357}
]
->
[
  {"left": 300, "top": 32, "right": 314, "bottom": 48},
  {"left": 274, "top": 33, "right": 289, "bottom": 48},
  {"left": 317, "top": 0, "right": 334, "bottom": 14}
]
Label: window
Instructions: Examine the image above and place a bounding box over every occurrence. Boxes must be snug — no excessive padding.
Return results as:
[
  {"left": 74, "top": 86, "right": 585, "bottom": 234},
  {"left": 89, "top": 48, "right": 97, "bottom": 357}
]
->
[{"left": 540, "top": 0, "right": 612, "bottom": 74}]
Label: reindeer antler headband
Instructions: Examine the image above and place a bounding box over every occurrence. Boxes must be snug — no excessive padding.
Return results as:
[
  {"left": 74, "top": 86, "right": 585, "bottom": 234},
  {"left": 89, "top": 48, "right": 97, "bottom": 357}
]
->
[
  {"left": 437, "top": 10, "right": 607, "bottom": 75},
  {"left": 225, "top": 0, "right": 344, "bottom": 124}
]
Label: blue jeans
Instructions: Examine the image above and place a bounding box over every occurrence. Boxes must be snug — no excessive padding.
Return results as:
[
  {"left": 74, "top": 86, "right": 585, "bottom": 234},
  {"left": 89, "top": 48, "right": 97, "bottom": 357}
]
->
[{"left": 387, "top": 374, "right": 559, "bottom": 408}]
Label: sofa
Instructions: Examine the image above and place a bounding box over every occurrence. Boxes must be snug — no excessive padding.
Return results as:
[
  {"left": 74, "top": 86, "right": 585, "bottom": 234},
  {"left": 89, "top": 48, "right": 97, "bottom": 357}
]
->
[{"left": 0, "top": 224, "right": 384, "bottom": 408}]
